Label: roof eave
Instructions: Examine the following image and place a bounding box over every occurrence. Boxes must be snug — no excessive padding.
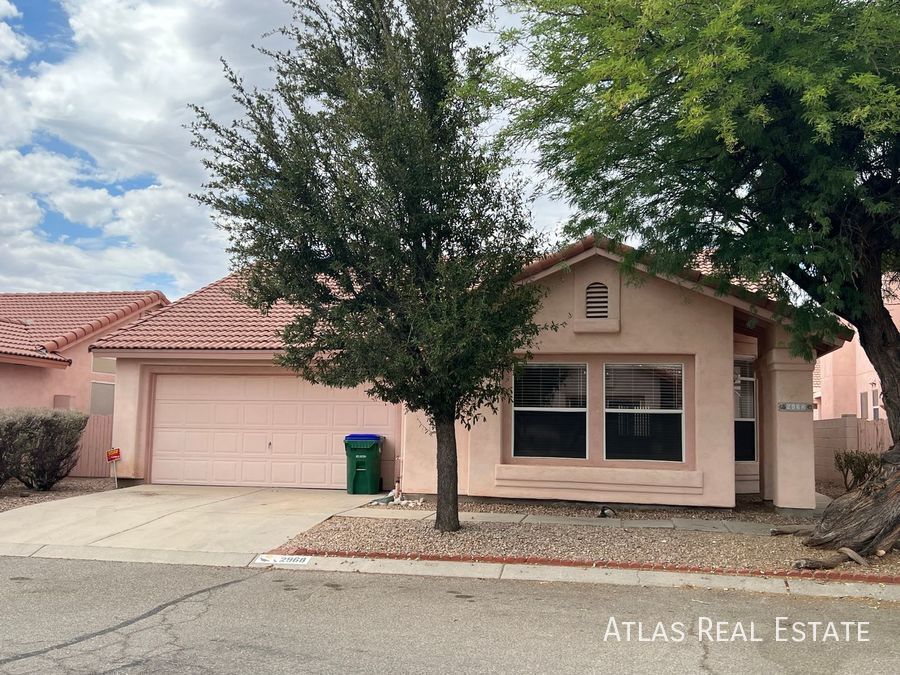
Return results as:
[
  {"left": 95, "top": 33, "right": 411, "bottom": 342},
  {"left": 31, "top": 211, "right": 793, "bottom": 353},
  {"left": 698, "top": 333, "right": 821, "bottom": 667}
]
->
[
  {"left": 0, "top": 353, "right": 70, "bottom": 369},
  {"left": 90, "top": 348, "right": 283, "bottom": 360}
]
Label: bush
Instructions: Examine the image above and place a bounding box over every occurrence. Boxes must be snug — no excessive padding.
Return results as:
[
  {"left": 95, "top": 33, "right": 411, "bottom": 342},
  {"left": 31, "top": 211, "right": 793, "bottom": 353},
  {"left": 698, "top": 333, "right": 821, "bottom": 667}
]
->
[
  {"left": 0, "top": 408, "right": 89, "bottom": 491},
  {"left": 834, "top": 449, "right": 883, "bottom": 491},
  {"left": 0, "top": 413, "right": 21, "bottom": 489}
]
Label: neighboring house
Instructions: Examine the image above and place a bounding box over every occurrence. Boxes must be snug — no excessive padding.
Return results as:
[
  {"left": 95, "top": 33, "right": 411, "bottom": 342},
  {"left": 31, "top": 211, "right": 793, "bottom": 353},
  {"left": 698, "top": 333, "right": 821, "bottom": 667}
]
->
[
  {"left": 813, "top": 299, "right": 900, "bottom": 424},
  {"left": 92, "top": 238, "right": 845, "bottom": 510},
  {"left": 0, "top": 291, "right": 169, "bottom": 414}
]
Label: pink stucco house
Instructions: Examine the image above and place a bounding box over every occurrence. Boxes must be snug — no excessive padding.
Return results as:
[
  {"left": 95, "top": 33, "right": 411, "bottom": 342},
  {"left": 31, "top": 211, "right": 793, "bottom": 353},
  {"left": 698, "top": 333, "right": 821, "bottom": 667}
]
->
[
  {"left": 814, "top": 299, "right": 899, "bottom": 425},
  {"left": 0, "top": 291, "right": 169, "bottom": 414},
  {"left": 92, "top": 238, "right": 846, "bottom": 510}
]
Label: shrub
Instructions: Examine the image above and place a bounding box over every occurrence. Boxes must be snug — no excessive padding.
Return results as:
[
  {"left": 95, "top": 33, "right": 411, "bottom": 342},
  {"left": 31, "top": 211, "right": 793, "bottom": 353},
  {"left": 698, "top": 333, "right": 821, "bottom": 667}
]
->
[
  {"left": 0, "top": 412, "right": 21, "bottom": 489},
  {"left": 0, "top": 408, "right": 89, "bottom": 491},
  {"left": 834, "top": 449, "right": 883, "bottom": 491}
]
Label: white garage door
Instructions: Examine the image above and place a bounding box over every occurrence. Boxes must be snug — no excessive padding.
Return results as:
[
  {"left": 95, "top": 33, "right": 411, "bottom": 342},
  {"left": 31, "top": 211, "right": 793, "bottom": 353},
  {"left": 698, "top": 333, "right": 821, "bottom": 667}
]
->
[{"left": 150, "top": 374, "right": 398, "bottom": 488}]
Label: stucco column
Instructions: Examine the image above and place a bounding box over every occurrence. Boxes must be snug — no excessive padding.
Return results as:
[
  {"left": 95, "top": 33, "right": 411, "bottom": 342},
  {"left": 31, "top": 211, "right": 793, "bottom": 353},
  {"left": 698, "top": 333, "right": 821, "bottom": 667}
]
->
[
  {"left": 758, "top": 327, "right": 816, "bottom": 509},
  {"left": 466, "top": 409, "right": 502, "bottom": 497},
  {"left": 110, "top": 359, "right": 146, "bottom": 480}
]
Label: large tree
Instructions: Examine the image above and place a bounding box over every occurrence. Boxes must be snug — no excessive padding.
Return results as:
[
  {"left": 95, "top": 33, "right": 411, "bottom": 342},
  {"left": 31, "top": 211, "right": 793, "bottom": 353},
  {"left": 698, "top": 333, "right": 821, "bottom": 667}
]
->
[
  {"left": 191, "top": 0, "right": 547, "bottom": 532},
  {"left": 512, "top": 0, "right": 900, "bottom": 562}
]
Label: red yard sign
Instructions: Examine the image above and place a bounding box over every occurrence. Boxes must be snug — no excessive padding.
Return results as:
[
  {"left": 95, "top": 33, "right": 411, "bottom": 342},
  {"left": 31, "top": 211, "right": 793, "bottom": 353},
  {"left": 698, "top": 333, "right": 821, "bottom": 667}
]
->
[{"left": 106, "top": 448, "right": 121, "bottom": 463}]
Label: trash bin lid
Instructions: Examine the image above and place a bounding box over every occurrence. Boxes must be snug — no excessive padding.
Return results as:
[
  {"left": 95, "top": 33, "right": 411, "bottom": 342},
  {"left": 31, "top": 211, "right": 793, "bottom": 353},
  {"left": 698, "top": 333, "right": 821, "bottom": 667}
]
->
[{"left": 344, "top": 434, "right": 382, "bottom": 441}]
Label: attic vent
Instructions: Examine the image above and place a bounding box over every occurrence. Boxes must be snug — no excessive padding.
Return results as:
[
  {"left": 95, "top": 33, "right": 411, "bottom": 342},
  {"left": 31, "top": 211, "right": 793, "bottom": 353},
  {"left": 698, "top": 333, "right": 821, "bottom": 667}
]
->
[{"left": 585, "top": 282, "right": 609, "bottom": 319}]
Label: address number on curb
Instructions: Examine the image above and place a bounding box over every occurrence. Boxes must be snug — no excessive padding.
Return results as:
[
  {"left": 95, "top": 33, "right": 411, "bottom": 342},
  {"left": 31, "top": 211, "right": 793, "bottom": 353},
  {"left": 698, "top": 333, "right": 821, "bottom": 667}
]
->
[{"left": 254, "top": 554, "right": 311, "bottom": 566}]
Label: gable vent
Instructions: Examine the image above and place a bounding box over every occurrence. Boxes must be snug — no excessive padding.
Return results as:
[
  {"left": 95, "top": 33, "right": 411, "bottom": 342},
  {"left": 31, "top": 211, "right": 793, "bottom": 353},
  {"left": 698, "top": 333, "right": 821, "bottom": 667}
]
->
[{"left": 585, "top": 282, "right": 609, "bottom": 319}]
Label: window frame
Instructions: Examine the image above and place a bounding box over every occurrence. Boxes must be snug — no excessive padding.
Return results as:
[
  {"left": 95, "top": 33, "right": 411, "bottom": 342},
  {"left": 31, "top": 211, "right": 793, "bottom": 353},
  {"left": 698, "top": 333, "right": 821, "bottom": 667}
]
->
[
  {"left": 602, "top": 362, "right": 686, "bottom": 463},
  {"left": 511, "top": 362, "right": 589, "bottom": 460},
  {"left": 872, "top": 388, "right": 881, "bottom": 421},
  {"left": 734, "top": 357, "right": 758, "bottom": 463}
]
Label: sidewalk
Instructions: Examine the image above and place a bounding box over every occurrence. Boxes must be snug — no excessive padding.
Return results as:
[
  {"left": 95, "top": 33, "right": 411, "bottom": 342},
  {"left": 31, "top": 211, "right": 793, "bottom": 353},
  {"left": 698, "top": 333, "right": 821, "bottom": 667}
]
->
[
  {"left": 340, "top": 507, "right": 776, "bottom": 535},
  {"left": 250, "top": 553, "right": 900, "bottom": 603}
]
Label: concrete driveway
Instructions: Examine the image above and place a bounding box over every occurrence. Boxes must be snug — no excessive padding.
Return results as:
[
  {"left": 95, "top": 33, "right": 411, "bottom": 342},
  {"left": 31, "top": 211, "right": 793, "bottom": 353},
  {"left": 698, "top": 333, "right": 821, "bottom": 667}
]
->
[{"left": 0, "top": 485, "right": 374, "bottom": 567}]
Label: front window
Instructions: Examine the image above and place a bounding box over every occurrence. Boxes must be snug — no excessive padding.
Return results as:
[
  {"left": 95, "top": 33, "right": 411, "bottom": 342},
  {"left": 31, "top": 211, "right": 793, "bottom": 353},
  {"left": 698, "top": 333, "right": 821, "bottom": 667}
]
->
[
  {"left": 734, "top": 359, "right": 757, "bottom": 461},
  {"left": 604, "top": 364, "right": 684, "bottom": 461},
  {"left": 513, "top": 364, "right": 587, "bottom": 459}
]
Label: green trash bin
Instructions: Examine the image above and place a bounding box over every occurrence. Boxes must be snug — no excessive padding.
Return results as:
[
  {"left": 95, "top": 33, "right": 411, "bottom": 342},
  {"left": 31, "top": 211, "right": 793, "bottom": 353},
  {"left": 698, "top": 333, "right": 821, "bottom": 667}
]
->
[{"left": 344, "top": 434, "right": 382, "bottom": 494}]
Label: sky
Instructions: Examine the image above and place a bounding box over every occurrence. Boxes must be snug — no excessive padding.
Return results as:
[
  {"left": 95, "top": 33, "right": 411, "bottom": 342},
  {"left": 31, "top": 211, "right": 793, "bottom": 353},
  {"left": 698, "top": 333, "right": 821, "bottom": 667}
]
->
[{"left": 0, "top": 0, "right": 567, "bottom": 300}]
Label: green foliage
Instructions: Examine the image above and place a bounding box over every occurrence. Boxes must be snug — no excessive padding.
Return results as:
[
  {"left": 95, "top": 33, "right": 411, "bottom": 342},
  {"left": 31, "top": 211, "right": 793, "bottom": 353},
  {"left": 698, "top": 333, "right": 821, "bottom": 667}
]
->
[
  {"left": 834, "top": 449, "right": 883, "bottom": 491},
  {"left": 511, "top": 0, "right": 900, "bottom": 357},
  {"left": 0, "top": 409, "right": 89, "bottom": 491},
  {"left": 190, "top": 0, "right": 547, "bottom": 427}
]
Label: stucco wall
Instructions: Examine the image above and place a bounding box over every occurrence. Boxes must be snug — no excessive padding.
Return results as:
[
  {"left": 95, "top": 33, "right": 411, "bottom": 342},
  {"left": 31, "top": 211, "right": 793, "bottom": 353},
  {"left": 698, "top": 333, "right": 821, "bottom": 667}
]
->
[
  {"left": 816, "top": 301, "right": 899, "bottom": 421},
  {"left": 400, "top": 254, "right": 739, "bottom": 507},
  {"left": 0, "top": 339, "right": 116, "bottom": 413}
]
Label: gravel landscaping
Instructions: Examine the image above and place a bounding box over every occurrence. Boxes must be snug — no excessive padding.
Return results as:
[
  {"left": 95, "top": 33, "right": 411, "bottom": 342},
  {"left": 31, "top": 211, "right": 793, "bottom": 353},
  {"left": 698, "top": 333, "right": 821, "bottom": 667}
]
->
[
  {"left": 377, "top": 493, "right": 824, "bottom": 525},
  {"left": 0, "top": 477, "right": 115, "bottom": 513},
  {"left": 284, "top": 516, "right": 900, "bottom": 577}
]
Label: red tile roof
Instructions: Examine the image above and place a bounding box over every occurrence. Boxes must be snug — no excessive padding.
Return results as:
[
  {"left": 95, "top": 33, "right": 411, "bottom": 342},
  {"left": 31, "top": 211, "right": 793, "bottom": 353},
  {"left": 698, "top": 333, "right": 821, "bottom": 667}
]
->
[
  {"left": 0, "top": 290, "right": 168, "bottom": 365},
  {"left": 93, "top": 237, "right": 848, "bottom": 354},
  {"left": 520, "top": 235, "right": 767, "bottom": 295},
  {"left": 93, "top": 276, "right": 301, "bottom": 351},
  {"left": 0, "top": 317, "right": 69, "bottom": 364}
]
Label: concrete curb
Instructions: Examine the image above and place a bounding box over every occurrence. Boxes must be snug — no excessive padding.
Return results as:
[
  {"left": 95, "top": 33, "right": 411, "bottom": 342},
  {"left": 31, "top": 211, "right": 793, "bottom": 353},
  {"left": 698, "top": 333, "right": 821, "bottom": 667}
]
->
[
  {"left": 257, "top": 554, "right": 900, "bottom": 602},
  {"left": 279, "top": 546, "right": 900, "bottom": 588}
]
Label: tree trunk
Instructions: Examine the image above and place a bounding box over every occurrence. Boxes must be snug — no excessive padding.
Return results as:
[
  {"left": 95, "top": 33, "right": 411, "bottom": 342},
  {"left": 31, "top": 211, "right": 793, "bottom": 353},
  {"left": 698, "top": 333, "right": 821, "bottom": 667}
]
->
[
  {"left": 797, "top": 269, "right": 900, "bottom": 565},
  {"left": 434, "top": 414, "right": 460, "bottom": 533}
]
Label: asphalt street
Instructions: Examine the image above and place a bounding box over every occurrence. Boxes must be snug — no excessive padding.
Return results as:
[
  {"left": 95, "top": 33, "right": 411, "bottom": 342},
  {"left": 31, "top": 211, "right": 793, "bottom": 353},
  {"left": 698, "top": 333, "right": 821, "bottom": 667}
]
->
[{"left": 0, "top": 556, "right": 897, "bottom": 674}]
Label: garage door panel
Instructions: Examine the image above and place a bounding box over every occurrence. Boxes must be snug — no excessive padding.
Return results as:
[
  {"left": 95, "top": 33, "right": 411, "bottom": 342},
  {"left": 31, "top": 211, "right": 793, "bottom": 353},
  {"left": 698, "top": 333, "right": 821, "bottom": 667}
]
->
[
  {"left": 154, "top": 402, "right": 186, "bottom": 426},
  {"left": 296, "top": 433, "right": 326, "bottom": 457},
  {"left": 300, "top": 403, "right": 330, "bottom": 426},
  {"left": 239, "top": 461, "right": 268, "bottom": 483},
  {"left": 272, "top": 404, "right": 298, "bottom": 425},
  {"left": 184, "top": 431, "right": 212, "bottom": 455},
  {"left": 242, "top": 404, "right": 270, "bottom": 425},
  {"left": 332, "top": 405, "right": 361, "bottom": 426},
  {"left": 184, "top": 460, "right": 212, "bottom": 482},
  {"left": 153, "top": 429, "right": 185, "bottom": 454},
  {"left": 151, "top": 374, "right": 398, "bottom": 489},
  {"left": 214, "top": 403, "right": 242, "bottom": 425},
  {"left": 271, "top": 432, "right": 299, "bottom": 456},
  {"left": 151, "top": 459, "right": 184, "bottom": 483},
  {"left": 270, "top": 461, "right": 298, "bottom": 484},
  {"left": 241, "top": 432, "right": 268, "bottom": 454},
  {"left": 299, "top": 462, "right": 329, "bottom": 487},
  {"left": 182, "top": 403, "right": 213, "bottom": 425},
  {"left": 212, "top": 432, "right": 239, "bottom": 454}
]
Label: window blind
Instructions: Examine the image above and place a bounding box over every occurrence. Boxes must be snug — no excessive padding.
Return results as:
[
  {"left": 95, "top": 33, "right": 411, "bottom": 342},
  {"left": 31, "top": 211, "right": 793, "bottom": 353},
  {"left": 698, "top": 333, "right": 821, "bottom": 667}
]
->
[
  {"left": 605, "top": 364, "right": 682, "bottom": 410},
  {"left": 514, "top": 364, "right": 587, "bottom": 409}
]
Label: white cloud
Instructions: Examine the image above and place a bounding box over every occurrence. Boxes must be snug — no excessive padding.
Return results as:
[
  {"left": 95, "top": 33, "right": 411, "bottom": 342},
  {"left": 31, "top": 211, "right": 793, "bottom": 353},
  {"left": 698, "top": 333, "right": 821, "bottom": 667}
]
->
[
  {"left": 0, "top": 0, "right": 291, "bottom": 297},
  {"left": 0, "top": 1, "right": 29, "bottom": 62},
  {"left": 0, "top": 1, "right": 568, "bottom": 299},
  {"left": 0, "top": 0, "right": 19, "bottom": 20}
]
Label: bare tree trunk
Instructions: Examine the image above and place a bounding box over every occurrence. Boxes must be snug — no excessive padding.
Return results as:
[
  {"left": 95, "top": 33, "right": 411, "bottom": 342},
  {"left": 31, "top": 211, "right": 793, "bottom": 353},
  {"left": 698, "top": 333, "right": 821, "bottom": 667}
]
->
[
  {"left": 796, "top": 269, "right": 900, "bottom": 566},
  {"left": 434, "top": 414, "right": 460, "bottom": 533}
]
